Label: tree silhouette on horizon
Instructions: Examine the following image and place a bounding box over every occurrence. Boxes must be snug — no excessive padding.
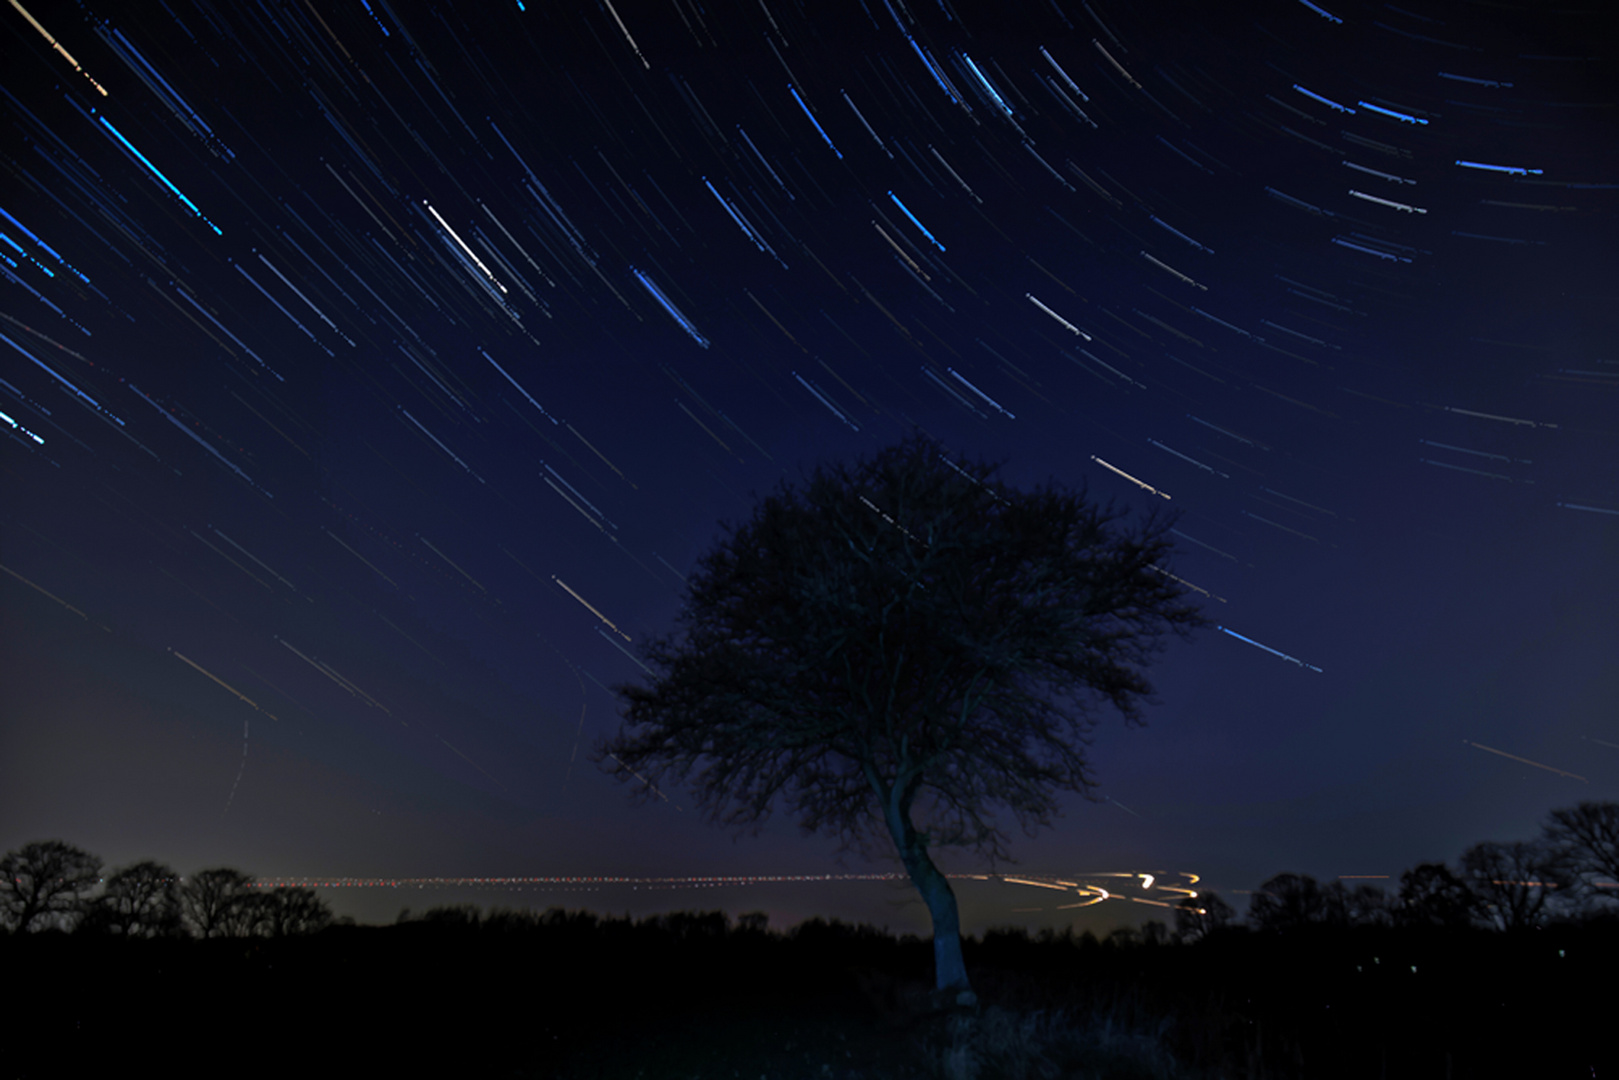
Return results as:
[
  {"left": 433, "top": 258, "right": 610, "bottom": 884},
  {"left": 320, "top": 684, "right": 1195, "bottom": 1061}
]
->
[
  {"left": 0, "top": 840, "right": 102, "bottom": 933},
  {"left": 180, "top": 867, "right": 259, "bottom": 938},
  {"left": 1459, "top": 839, "right": 1576, "bottom": 931},
  {"left": 1543, "top": 801, "right": 1619, "bottom": 910},
  {"left": 594, "top": 434, "right": 1203, "bottom": 1005},
  {"left": 81, "top": 860, "right": 184, "bottom": 938}
]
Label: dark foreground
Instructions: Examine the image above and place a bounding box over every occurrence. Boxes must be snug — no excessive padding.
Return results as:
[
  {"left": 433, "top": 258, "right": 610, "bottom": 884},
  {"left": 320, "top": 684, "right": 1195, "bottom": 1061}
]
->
[{"left": 8, "top": 914, "right": 1616, "bottom": 1079}]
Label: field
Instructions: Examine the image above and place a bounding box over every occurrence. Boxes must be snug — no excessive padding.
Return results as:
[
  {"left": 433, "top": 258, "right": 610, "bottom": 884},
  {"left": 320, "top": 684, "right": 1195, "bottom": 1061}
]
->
[{"left": 7, "top": 912, "right": 1615, "bottom": 1078}]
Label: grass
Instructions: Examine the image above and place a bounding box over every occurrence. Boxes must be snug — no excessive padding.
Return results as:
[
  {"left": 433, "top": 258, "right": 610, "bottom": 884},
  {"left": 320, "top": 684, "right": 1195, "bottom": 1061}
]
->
[
  {"left": 10, "top": 915, "right": 1614, "bottom": 1078},
  {"left": 913, "top": 1001, "right": 1184, "bottom": 1080},
  {"left": 901, "top": 968, "right": 1210, "bottom": 1080},
  {"left": 549, "top": 965, "right": 1212, "bottom": 1080}
]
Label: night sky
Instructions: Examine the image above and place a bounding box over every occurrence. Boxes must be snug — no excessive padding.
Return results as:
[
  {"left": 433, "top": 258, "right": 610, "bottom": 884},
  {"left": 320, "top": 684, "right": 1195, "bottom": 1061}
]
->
[{"left": 3, "top": 0, "right": 1615, "bottom": 938}]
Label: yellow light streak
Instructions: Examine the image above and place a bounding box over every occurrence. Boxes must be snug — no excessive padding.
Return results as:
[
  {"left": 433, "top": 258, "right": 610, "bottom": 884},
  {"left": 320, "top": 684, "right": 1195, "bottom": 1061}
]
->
[
  {"left": 170, "top": 649, "right": 278, "bottom": 719},
  {"left": 8, "top": 0, "right": 108, "bottom": 94},
  {"left": 1465, "top": 740, "right": 1587, "bottom": 783}
]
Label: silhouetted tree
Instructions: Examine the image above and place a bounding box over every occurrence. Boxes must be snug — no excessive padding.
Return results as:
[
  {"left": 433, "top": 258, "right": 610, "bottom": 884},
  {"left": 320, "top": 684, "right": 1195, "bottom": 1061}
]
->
[
  {"left": 1174, "top": 891, "right": 1235, "bottom": 942},
  {"left": 1139, "top": 919, "right": 1168, "bottom": 945},
  {"left": 539, "top": 906, "right": 603, "bottom": 934},
  {"left": 1, "top": 840, "right": 103, "bottom": 933},
  {"left": 418, "top": 903, "right": 483, "bottom": 927},
  {"left": 736, "top": 911, "right": 770, "bottom": 934},
  {"left": 1543, "top": 801, "right": 1619, "bottom": 912},
  {"left": 645, "top": 910, "right": 729, "bottom": 941},
  {"left": 1321, "top": 881, "right": 1390, "bottom": 928},
  {"left": 1101, "top": 925, "right": 1137, "bottom": 949},
  {"left": 484, "top": 908, "right": 545, "bottom": 934},
  {"left": 1248, "top": 873, "right": 1329, "bottom": 932},
  {"left": 595, "top": 436, "right": 1203, "bottom": 1005},
  {"left": 1458, "top": 840, "right": 1575, "bottom": 931},
  {"left": 250, "top": 886, "right": 333, "bottom": 936},
  {"left": 180, "top": 867, "right": 258, "bottom": 938},
  {"left": 81, "top": 860, "right": 184, "bottom": 938},
  {"left": 1395, "top": 862, "right": 1482, "bottom": 930}
]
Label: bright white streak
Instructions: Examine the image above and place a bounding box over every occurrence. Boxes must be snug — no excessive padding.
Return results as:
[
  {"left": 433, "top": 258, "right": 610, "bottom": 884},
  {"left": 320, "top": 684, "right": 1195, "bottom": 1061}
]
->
[
  {"left": 1349, "top": 189, "right": 1426, "bottom": 214},
  {"left": 1026, "top": 293, "right": 1090, "bottom": 339},
  {"left": 424, "top": 201, "right": 507, "bottom": 294},
  {"left": 555, "top": 576, "right": 629, "bottom": 640},
  {"left": 601, "top": 0, "right": 650, "bottom": 68},
  {"left": 1090, "top": 455, "right": 1170, "bottom": 499}
]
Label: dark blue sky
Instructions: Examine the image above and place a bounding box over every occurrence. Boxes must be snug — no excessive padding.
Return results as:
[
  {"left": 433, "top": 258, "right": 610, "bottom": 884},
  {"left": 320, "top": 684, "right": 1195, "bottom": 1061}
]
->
[{"left": 2, "top": 0, "right": 1614, "bottom": 937}]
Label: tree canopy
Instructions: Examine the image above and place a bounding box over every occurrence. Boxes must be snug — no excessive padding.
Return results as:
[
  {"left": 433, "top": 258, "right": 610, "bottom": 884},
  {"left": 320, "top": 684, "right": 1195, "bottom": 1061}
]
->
[
  {"left": 81, "top": 860, "right": 184, "bottom": 938},
  {"left": 595, "top": 435, "right": 1203, "bottom": 1000},
  {"left": 1543, "top": 801, "right": 1619, "bottom": 908},
  {"left": 599, "top": 436, "right": 1202, "bottom": 861},
  {"left": 1395, "top": 862, "right": 1483, "bottom": 931},
  {"left": 0, "top": 840, "right": 103, "bottom": 933},
  {"left": 180, "top": 867, "right": 260, "bottom": 938},
  {"left": 1173, "top": 892, "right": 1235, "bottom": 943},
  {"left": 1459, "top": 840, "right": 1576, "bottom": 931}
]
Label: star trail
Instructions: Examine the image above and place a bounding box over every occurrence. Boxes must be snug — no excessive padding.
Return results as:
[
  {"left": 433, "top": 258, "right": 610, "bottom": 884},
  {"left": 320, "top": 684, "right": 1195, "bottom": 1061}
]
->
[{"left": 2, "top": 0, "right": 1614, "bottom": 935}]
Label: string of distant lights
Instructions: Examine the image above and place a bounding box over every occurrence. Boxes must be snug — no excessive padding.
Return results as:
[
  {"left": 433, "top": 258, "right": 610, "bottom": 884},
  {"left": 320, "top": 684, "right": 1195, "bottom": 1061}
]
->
[
  {"left": 245, "top": 871, "right": 1615, "bottom": 911},
  {"left": 248, "top": 870, "right": 1205, "bottom": 910}
]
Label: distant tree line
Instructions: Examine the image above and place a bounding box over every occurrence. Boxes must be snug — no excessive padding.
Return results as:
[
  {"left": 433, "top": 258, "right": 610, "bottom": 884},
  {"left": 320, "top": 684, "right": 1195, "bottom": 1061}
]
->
[
  {"left": 0, "top": 842, "right": 333, "bottom": 938},
  {"left": 1173, "top": 800, "right": 1619, "bottom": 943},
  {"left": 386, "top": 801, "right": 1619, "bottom": 949},
  {"left": 6, "top": 801, "right": 1612, "bottom": 943}
]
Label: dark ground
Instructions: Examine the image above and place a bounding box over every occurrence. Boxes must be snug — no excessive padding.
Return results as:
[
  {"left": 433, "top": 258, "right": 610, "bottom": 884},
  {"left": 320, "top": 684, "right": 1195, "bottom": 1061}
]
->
[{"left": 7, "top": 916, "right": 1616, "bottom": 1078}]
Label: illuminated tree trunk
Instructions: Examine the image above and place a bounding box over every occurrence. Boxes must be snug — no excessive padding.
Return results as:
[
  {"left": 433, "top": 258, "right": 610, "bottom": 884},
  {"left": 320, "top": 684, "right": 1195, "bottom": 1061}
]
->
[{"left": 881, "top": 769, "right": 977, "bottom": 1007}]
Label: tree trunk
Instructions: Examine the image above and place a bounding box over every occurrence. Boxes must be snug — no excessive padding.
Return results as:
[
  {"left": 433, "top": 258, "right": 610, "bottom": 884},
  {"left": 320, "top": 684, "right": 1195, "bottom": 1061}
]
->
[
  {"left": 904, "top": 843, "right": 976, "bottom": 1007},
  {"left": 879, "top": 768, "right": 977, "bottom": 1007}
]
